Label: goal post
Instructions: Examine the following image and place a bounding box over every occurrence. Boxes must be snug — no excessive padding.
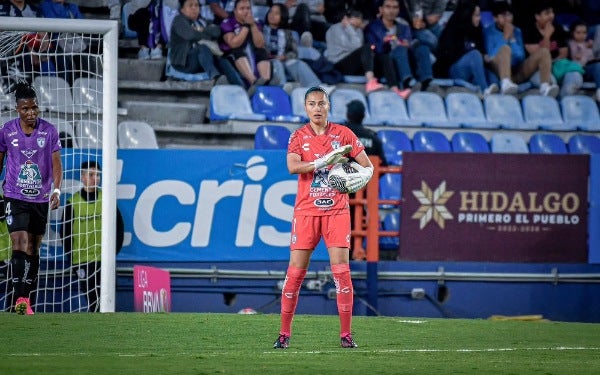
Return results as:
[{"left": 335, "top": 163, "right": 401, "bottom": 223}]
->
[{"left": 0, "top": 17, "right": 118, "bottom": 313}]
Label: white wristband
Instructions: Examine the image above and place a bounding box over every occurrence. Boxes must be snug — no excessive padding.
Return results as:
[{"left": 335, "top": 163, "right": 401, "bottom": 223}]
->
[{"left": 53, "top": 188, "right": 61, "bottom": 197}]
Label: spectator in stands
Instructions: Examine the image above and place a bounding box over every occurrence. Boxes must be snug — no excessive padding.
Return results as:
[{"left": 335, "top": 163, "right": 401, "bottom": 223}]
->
[
  {"left": 40, "top": 0, "right": 83, "bottom": 19},
  {"left": 405, "top": 0, "right": 446, "bottom": 50},
  {"left": 365, "top": 0, "right": 438, "bottom": 99},
  {"left": 169, "top": 0, "right": 223, "bottom": 81},
  {"left": 345, "top": 100, "right": 387, "bottom": 166},
  {"left": 263, "top": 3, "right": 334, "bottom": 90},
  {"left": 289, "top": 0, "right": 330, "bottom": 42},
  {"left": 568, "top": 20, "right": 600, "bottom": 101},
  {"left": 435, "top": 0, "right": 499, "bottom": 96},
  {"left": 220, "top": 0, "right": 272, "bottom": 94},
  {"left": 62, "top": 161, "right": 124, "bottom": 313},
  {"left": 0, "top": 0, "right": 42, "bottom": 17},
  {"left": 127, "top": 0, "right": 166, "bottom": 60},
  {"left": 484, "top": 1, "right": 559, "bottom": 97},
  {"left": 102, "top": 0, "right": 121, "bottom": 19},
  {"left": 297, "top": 31, "right": 343, "bottom": 85},
  {"left": 523, "top": 1, "right": 579, "bottom": 98},
  {"left": 581, "top": 0, "right": 600, "bottom": 38},
  {"left": 324, "top": 8, "right": 385, "bottom": 93},
  {"left": 207, "top": 0, "right": 235, "bottom": 24}
]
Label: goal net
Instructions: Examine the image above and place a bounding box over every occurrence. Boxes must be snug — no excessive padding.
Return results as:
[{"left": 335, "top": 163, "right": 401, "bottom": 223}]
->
[{"left": 0, "top": 17, "right": 118, "bottom": 313}]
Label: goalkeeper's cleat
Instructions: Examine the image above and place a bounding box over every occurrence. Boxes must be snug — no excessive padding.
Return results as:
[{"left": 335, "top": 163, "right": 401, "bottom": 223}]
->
[
  {"left": 273, "top": 334, "right": 290, "bottom": 349},
  {"left": 15, "top": 297, "right": 34, "bottom": 315},
  {"left": 341, "top": 333, "right": 358, "bottom": 348}
]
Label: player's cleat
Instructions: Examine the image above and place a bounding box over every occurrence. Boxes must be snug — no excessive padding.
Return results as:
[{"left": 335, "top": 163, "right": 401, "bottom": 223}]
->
[
  {"left": 341, "top": 333, "right": 358, "bottom": 348},
  {"left": 273, "top": 334, "right": 290, "bottom": 349},
  {"left": 15, "top": 297, "right": 34, "bottom": 315}
]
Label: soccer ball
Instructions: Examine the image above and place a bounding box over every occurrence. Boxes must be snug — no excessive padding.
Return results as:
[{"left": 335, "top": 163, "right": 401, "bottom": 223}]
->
[{"left": 327, "top": 163, "right": 357, "bottom": 193}]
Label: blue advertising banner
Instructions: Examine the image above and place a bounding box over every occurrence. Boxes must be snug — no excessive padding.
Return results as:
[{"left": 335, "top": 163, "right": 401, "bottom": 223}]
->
[{"left": 115, "top": 150, "right": 328, "bottom": 261}]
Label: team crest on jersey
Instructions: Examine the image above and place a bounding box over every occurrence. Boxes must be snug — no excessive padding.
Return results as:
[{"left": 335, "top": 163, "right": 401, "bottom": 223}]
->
[
  {"left": 37, "top": 137, "right": 46, "bottom": 148},
  {"left": 331, "top": 141, "right": 341, "bottom": 149}
]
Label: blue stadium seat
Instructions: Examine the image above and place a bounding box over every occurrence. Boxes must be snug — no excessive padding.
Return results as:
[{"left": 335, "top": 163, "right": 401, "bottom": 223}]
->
[
  {"left": 379, "top": 173, "right": 402, "bottom": 203},
  {"left": 451, "top": 132, "right": 490, "bottom": 153},
  {"left": 484, "top": 94, "right": 530, "bottom": 130},
  {"left": 380, "top": 211, "right": 400, "bottom": 250},
  {"left": 408, "top": 92, "right": 455, "bottom": 128},
  {"left": 445, "top": 92, "right": 497, "bottom": 129},
  {"left": 412, "top": 130, "right": 451, "bottom": 152},
  {"left": 209, "top": 85, "right": 267, "bottom": 122},
  {"left": 121, "top": 2, "right": 138, "bottom": 39},
  {"left": 568, "top": 134, "right": 600, "bottom": 154},
  {"left": 165, "top": 56, "right": 210, "bottom": 82},
  {"left": 560, "top": 95, "right": 600, "bottom": 131},
  {"left": 368, "top": 90, "right": 421, "bottom": 127},
  {"left": 250, "top": 86, "right": 302, "bottom": 122},
  {"left": 521, "top": 95, "right": 572, "bottom": 131},
  {"left": 329, "top": 88, "right": 371, "bottom": 124},
  {"left": 254, "top": 125, "right": 291, "bottom": 149},
  {"left": 529, "top": 134, "right": 568, "bottom": 154},
  {"left": 490, "top": 133, "right": 529, "bottom": 153},
  {"left": 290, "top": 87, "right": 309, "bottom": 122},
  {"left": 377, "top": 129, "right": 412, "bottom": 165}
]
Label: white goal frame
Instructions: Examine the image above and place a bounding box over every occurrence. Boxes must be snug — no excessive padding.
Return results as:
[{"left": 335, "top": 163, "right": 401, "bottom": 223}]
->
[{"left": 1, "top": 17, "right": 118, "bottom": 312}]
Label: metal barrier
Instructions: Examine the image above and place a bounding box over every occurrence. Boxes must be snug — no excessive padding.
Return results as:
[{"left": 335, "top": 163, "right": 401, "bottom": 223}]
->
[{"left": 350, "top": 156, "right": 402, "bottom": 261}]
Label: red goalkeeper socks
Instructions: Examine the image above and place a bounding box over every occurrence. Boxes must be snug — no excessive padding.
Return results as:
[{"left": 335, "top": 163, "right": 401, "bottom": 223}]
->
[
  {"left": 279, "top": 265, "right": 307, "bottom": 336},
  {"left": 331, "top": 263, "right": 354, "bottom": 337}
]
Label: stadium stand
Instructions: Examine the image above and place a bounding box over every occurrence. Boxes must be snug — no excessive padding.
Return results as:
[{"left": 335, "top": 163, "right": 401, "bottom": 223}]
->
[
  {"left": 528, "top": 133, "right": 568, "bottom": 154},
  {"left": 75, "top": 120, "right": 103, "bottom": 148},
  {"left": 412, "top": 130, "right": 452, "bottom": 152},
  {"left": 446, "top": 92, "right": 496, "bottom": 129},
  {"left": 329, "top": 88, "right": 372, "bottom": 124},
  {"left": 451, "top": 132, "right": 490, "bottom": 153},
  {"left": 568, "top": 134, "right": 600, "bottom": 154},
  {"left": 250, "top": 86, "right": 302, "bottom": 122},
  {"left": 484, "top": 94, "right": 530, "bottom": 130},
  {"left": 118, "top": 121, "right": 159, "bottom": 149},
  {"left": 72, "top": 77, "right": 103, "bottom": 114},
  {"left": 33, "top": 76, "right": 86, "bottom": 114},
  {"left": 290, "top": 87, "right": 310, "bottom": 123},
  {"left": 377, "top": 129, "right": 412, "bottom": 165},
  {"left": 254, "top": 125, "right": 291, "bottom": 150},
  {"left": 490, "top": 133, "right": 529, "bottom": 153}
]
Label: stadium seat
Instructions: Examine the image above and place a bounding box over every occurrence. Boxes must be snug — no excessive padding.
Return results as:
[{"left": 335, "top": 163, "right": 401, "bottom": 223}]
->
[
  {"left": 209, "top": 85, "right": 267, "bottom": 122},
  {"left": 121, "top": 1, "right": 138, "bottom": 39},
  {"left": 484, "top": 94, "right": 530, "bottom": 130},
  {"left": 490, "top": 133, "right": 529, "bottom": 153},
  {"left": 290, "top": 87, "right": 309, "bottom": 122},
  {"left": 250, "top": 86, "right": 302, "bottom": 122},
  {"left": 328, "top": 88, "right": 371, "bottom": 124},
  {"left": 560, "top": 95, "right": 600, "bottom": 131},
  {"left": 0, "top": 83, "right": 11, "bottom": 110},
  {"left": 379, "top": 173, "right": 402, "bottom": 204},
  {"left": 367, "top": 90, "right": 420, "bottom": 126},
  {"left": 75, "top": 120, "right": 102, "bottom": 148},
  {"left": 412, "top": 130, "right": 451, "bottom": 152},
  {"left": 72, "top": 77, "right": 103, "bottom": 114},
  {"left": 521, "top": 95, "right": 571, "bottom": 131},
  {"left": 254, "top": 125, "right": 291, "bottom": 149},
  {"left": 376, "top": 129, "right": 412, "bottom": 165},
  {"left": 408, "top": 92, "right": 456, "bottom": 128},
  {"left": 165, "top": 56, "right": 210, "bottom": 82},
  {"left": 451, "top": 132, "right": 490, "bottom": 153},
  {"left": 380, "top": 211, "right": 400, "bottom": 250},
  {"left": 445, "top": 92, "right": 497, "bottom": 129},
  {"left": 528, "top": 133, "right": 568, "bottom": 154},
  {"left": 118, "top": 121, "right": 159, "bottom": 149},
  {"left": 568, "top": 134, "right": 600, "bottom": 154},
  {"left": 33, "top": 76, "right": 86, "bottom": 114},
  {"left": 54, "top": 119, "right": 78, "bottom": 148}
]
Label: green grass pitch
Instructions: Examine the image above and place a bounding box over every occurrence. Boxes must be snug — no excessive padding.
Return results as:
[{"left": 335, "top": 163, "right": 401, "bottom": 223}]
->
[{"left": 1, "top": 313, "right": 599, "bottom": 374}]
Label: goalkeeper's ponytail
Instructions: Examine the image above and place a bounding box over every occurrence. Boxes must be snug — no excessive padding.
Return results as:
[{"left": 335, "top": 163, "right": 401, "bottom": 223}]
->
[{"left": 13, "top": 81, "right": 37, "bottom": 103}]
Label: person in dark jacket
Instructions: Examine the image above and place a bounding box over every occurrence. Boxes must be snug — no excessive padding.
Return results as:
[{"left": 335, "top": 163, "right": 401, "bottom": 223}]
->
[{"left": 435, "top": 0, "right": 499, "bottom": 95}]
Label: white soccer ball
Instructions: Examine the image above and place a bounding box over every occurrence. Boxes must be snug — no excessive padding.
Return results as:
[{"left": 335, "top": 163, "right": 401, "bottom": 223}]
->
[
  {"left": 237, "top": 307, "right": 257, "bottom": 314},
  {"left": 327, "top": 163, "right": 358, "bottom": 193}
]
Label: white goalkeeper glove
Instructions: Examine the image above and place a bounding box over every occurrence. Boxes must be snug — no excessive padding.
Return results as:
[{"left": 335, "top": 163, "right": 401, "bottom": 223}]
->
[
  {"left": 345, "top": 162, "right": 374, "bottom": 193},
  {"left": 312, "top": 144, "right": 353, "bottom": 170}
]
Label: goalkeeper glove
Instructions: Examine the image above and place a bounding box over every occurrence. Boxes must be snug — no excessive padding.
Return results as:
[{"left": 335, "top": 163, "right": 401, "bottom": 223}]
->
[
  {"left": 345, "top": 162, "right": 374, "bottom": 193},
  {"left": 312, "top": 144, "right": 353, "bottom": 170}
]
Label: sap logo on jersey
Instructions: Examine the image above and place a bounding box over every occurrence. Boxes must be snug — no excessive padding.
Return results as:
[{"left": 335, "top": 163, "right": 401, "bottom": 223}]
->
[
  {"left": 314, "top": 198, "right": 334, "bottom": 207},
  {"left": 122, "top": 155, "right": 297, "bottom": 249}
]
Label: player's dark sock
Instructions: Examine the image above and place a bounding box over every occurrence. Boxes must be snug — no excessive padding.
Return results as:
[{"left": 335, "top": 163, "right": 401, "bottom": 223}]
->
[
  {"left": 24, "top": 254, "right": 39, "bottom": 295},
  {"left": 10, "top": 251, "right": 27, "bottom": 298}
]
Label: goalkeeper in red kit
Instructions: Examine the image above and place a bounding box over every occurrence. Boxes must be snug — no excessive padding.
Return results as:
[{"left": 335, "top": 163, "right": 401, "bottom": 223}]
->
[{"left": 274, "top": 86, "right": 374, "bottom": 349}]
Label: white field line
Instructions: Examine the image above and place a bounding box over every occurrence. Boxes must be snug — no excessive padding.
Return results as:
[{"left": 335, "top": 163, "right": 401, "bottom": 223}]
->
[{"left": 1, "top": 347, "right": 599, "bottom": 357}]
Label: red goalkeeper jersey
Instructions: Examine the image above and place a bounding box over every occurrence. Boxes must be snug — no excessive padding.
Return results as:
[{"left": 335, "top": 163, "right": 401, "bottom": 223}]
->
[{"left": 287, "top": 122, "right": 364, "bottom": 216}]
